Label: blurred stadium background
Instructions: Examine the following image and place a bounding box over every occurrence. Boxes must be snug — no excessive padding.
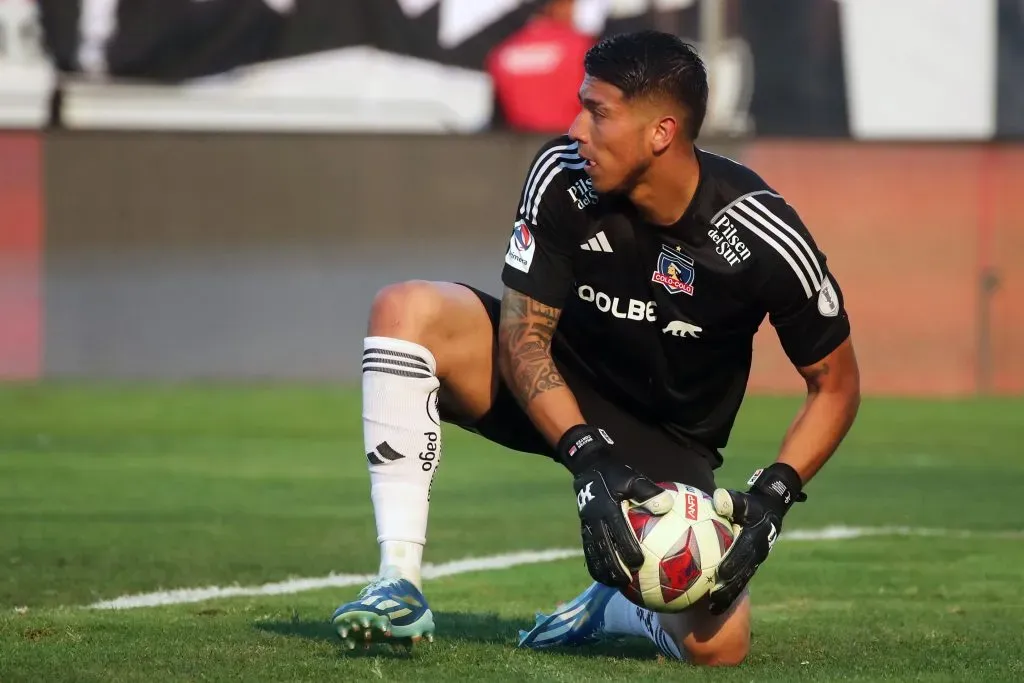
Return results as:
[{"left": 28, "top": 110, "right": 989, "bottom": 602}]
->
[
  {"left": 1, "top": 0, "right": 1021, "bottom": 394},
  {"left": 1, "top": 1, "right": 1023, "bottom": 680}
]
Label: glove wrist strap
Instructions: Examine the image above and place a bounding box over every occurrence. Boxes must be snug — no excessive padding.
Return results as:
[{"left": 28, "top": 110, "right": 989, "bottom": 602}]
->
[
  {"left": 747, "top": 462, "right": 807, "bottom": 514},
  {"left": 556, "top": 425, "right": 614, "bottom": 476}
]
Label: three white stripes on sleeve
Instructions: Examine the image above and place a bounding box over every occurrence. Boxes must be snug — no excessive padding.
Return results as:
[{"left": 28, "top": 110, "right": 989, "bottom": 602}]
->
[{"left": 715, "top": 191, "right": 824, "bottom": 299}]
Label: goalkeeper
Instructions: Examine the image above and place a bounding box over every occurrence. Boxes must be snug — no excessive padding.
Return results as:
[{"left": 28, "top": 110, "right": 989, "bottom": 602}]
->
[{"left": 331, "top": 30, "right": 861, "bottom": 665}]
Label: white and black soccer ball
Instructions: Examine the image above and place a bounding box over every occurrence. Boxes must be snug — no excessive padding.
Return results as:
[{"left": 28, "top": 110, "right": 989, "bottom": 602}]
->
[{"left": 620, "top": 482, "right": 736, "bottom": 613}]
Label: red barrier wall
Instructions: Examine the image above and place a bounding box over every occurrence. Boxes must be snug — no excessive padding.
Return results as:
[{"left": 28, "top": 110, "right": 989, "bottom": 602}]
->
[
  {"left": 3, "top": 132, "right": 1021, "bottom": 395},
  {"left": 744, "top": 141, "right": 1024, "bottom": 396},
  {"left": 0, "top": 132, "right": 42, "bottom": 380}
]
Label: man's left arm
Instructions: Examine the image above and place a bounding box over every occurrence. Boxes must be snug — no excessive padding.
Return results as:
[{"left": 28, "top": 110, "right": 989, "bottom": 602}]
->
[
  {"left": 708, "top": 195, "right": 861, "bottom": 614},
  {"left": 777, "top": 336, "right": 861, "bottom": 482},
  {"left": 708, "top": 339, "right": 860, "bottom": 614}
]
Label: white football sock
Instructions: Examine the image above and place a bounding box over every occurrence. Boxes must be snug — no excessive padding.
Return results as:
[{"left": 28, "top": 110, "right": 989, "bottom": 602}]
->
[
  {"left": 361, "top": 336, "right": 442, "bottom": 591},
  {"left": 603, "top": 592, "right": 683, "bottom": 660}
]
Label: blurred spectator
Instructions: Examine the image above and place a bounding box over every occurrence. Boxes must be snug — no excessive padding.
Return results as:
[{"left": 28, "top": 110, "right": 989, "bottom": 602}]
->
[{"left": 486, "top": 0, "right": 598, "bottom": 133}]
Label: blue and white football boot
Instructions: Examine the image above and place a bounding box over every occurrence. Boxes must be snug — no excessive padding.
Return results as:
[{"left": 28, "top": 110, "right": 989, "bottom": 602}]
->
[
  {"left": 517, "top": 581, "right": 618, "bottom": 650},
  {"left": 331, "top": 572, "right": 435, "bottom": 650}
]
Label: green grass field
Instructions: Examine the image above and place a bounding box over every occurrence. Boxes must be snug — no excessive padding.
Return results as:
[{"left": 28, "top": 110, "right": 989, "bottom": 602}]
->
[{"left": 1, "top": 384, "right": 1022, "bottom": 681}]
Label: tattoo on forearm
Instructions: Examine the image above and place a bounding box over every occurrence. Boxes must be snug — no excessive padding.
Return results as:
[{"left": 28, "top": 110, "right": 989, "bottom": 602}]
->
[
  {"left": 498, "top": 289, "right": 566, "bottom": 404},
  {"left": 801, "top": 361, "right": 831, "bottom": 393}
]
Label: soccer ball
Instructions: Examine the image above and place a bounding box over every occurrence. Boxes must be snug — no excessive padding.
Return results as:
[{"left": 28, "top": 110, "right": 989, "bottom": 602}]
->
[{"left": 620, "top": 482, "right": 736, "bottom": 613}]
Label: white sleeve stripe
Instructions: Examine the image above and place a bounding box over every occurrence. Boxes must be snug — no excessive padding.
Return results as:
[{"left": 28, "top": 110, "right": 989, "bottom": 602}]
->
[
  {"left": 520, "top": 143, "right": 576, "bottom": 207},
  {"left": 708, "top": 189, "right": 782, "bottom": 225},
  {"left": 529, "top": 159, "right": 587, "bottom": 223},
  {"left": 734, "top": 201, "right": 821, "bottom": 292},
  {"left": 521, "top": 151, "right": 582, "bottom": 219},
  {"left": 727, "top": 208, "right": 814, "bottom": 298},
  {"left": 745, "top": 196, "right": 825, "bottom": 282},
  {"left": 519, "top": 142, "right": 579, "bottom": 215}
]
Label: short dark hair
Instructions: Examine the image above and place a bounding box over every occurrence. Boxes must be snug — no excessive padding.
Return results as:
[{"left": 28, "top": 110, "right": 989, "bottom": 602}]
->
[{"left": 583, "top": 30, "right": 709, "bottom": 139}]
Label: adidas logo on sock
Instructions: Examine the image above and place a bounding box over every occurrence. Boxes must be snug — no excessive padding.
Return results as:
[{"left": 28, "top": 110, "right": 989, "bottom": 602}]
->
[
  {"left": 579, "top": 231, "right": 613, "bottom": 252},
  {"left": 367, "top": 441, "right": 407, "bottom": 465}
]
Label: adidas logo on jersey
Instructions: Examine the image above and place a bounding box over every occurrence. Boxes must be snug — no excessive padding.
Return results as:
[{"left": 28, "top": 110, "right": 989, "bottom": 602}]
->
[{"left": 580, "top": 231, "right": 613, "bottom": 253}]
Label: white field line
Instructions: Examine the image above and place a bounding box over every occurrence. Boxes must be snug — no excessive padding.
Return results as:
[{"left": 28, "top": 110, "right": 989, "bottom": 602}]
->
[
  {"left": 86, "top": 549, "right": 580, "bottom": 610},
  {"left": 85, "top": 526, "right": 1021, "bottom": 610}
]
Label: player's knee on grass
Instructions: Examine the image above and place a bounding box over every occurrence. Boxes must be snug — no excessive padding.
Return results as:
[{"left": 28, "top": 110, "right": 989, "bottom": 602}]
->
[
  {"left": 663, "top": 592, "right": 750, "bottom": 667},
  {"left": 683, "top": 625, "right": 749, "bottom": 667}
]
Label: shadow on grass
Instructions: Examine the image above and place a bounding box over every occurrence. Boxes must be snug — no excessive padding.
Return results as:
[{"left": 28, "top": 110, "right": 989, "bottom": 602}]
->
[{"left": 254, "top": 610, "right": 658, "bottom": 660}]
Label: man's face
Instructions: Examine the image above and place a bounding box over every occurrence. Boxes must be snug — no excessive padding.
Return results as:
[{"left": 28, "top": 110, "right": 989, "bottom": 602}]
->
[{"left": 569, "top": 75, "right": 651, "bottom": 194}]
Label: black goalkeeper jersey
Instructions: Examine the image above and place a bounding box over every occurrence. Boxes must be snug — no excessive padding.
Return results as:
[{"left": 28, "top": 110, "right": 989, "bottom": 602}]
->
[{"left": 501, "top": 136, "right": 851, "bottom": 461}]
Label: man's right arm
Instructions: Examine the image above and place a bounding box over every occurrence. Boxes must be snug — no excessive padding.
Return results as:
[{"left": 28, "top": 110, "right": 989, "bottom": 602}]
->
[
  {"left": 497, "top": 284, "right": 672, "bottom": 587},
  {"left": 496, "top": 138, "right": 673, "bottom": 587},
  {"left": 496, "top": 286, "right": 586, "bottom": 447}
]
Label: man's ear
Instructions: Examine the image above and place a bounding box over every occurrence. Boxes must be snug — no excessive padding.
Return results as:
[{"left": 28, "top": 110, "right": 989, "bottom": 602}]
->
[{"left": 650, "top": 114, "right": 680, "bottom": 155}]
